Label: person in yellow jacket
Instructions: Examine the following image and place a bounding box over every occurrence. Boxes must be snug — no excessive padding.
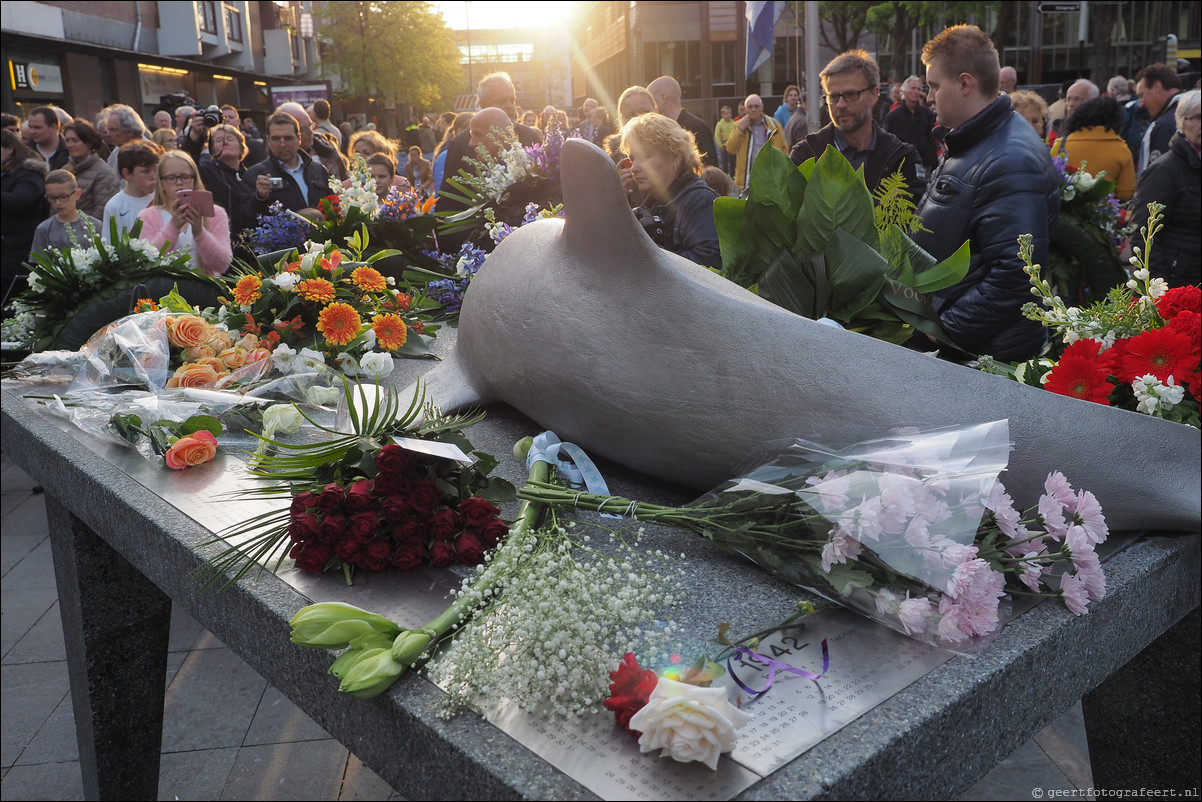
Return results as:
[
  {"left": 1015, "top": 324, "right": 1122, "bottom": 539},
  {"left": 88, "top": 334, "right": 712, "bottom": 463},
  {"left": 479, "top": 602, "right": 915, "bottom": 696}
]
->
[{"left": 725, "top": 94, "right": 788, "bottom": 192}]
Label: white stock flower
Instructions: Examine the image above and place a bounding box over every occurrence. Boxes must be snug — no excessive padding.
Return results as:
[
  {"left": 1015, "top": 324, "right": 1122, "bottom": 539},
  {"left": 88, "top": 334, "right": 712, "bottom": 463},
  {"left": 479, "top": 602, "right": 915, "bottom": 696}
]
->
[
  {"left": 359, "top": 350, "right": 394, "bottom": 379},
  {"left": 270, "top": 342, "right": 298, "bottom": 373},
  {"left": 1132, "top": 374, "right": 1183, "bottom": 415},
  {"left": 333, "top": 351, "right": 361, "bottom": 375},
  {"left": 627, "top": 677, "right": 754, "bottom": 770}
]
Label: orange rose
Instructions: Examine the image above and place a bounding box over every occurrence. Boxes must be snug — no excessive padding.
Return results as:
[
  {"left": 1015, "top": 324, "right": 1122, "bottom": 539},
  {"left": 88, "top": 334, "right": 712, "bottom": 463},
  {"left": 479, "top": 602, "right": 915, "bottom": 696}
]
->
[
  {"left": 166, "top": 362, "right": 223, "bottom": 388},
  {"left": 168, "top": 315, "right": 212, "bottom": 348},
  {"left": 183, "top": 344, "right": 217, "bottom": 361},
  {"left": 217, "top": 347, "right": 247, "bottom": 369},
  {"left": 205, "top": 329, "right": 233, "bottom": 352},
  {"left": 234, "top": 333, "right": 260, "bottom": 351},
  {"left": 245, "top": 347, "right": 272, "bottom": 364},
  {"left": 165, "top": 430, "right": 219, "bottom": 470}
]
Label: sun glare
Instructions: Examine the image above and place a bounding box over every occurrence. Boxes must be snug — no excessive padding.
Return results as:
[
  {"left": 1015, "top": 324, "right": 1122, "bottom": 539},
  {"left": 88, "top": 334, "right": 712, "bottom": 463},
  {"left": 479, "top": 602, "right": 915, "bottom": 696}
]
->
[{"left": 434, "top": 1, "right": 572, "bottom": 31}]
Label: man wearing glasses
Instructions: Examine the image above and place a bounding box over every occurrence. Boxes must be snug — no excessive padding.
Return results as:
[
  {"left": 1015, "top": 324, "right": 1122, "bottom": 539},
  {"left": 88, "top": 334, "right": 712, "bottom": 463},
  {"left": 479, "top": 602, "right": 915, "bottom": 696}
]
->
[
  {"left": 789, "top": 49, "right": 925, "bottom": 200},
  {"left": 725, "top": 94, "right": 788, "bottom": 193},
  {"left": 244, "top": 112, "right": 331, "bottom": 225}
]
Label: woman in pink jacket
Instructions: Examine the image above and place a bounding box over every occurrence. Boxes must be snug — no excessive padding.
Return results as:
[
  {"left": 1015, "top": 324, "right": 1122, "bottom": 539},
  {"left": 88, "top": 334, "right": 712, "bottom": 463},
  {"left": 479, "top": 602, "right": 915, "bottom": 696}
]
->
[{"left": 137, "top": 151, "right": 231, "bottom": 276}]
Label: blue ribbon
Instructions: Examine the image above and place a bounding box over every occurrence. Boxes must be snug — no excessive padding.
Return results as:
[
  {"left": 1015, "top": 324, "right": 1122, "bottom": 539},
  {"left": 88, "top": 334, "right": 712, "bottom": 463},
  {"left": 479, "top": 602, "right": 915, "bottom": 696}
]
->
[
  {"left": 726, "top": 638, "right": 830, "bottom": 697},
  {"left": 526, "top": 431, "right": 620, "bottom": 518}
]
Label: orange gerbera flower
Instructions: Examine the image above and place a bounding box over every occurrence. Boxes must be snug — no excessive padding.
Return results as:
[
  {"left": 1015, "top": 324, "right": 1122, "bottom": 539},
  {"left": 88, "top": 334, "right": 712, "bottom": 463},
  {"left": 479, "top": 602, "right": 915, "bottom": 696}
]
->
[
  {"left": 352, "top": 266, "right": 387, "bottom": 293},
  {"left": 317, "top": 302, "right": 362, "bottom": 346},
  {"left": 296, "top": 277, "right": 336, "bottom": 304},
  {"left": 372, "top": 313, "right": 408, "bottom": 351},
  {"left": 232, "top": 274, "right": 263, "bottom": 306},
  {"left": 133, "top": 298, "right": 159, "bottom": 312}
]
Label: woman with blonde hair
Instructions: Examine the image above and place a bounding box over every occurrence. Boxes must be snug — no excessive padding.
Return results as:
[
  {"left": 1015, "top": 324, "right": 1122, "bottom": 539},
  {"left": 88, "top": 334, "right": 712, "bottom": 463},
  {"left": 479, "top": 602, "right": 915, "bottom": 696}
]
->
[
  {"left": 620, "top": 113, "right": 720, "bottom": 268},
  {"left": 348, "top": 129, "right": 398, "bottom": 162},
  {"left": 1010, "top": 90, "right": 1050, "bottom": 142},
  {"left": 136, "top": 150, "right": 231, "bottom": 276}
]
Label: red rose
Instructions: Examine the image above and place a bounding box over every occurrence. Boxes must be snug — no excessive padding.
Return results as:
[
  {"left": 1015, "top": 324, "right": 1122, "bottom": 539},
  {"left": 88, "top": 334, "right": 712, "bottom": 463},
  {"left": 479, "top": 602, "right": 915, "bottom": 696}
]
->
[
  {"left": 479, "top": 518, "right": 510, "bottom": 549},
  {"left": 317, "top": 482, "right": 345, "bottom": 511},
  {"left": 290, "top": 541, "right": 334, "bottom": 574},
  {"left": 349, "top": 511, "right": 380, "bottom": 541},
  {"left": 380, "top": 493, "right": 411, "bottom": 520},
  {"left": 290, "top": 490, "right": 317, "bottom": 515},
  {"left": 390, "top": 542, "right": 425, "bottom": 571},
  {"left": 288, "top": 511, "right": 320, "bottom": 543},
  {"left": 408, "top": 480, "right": 443, "bottom": 514},
  {"left": 361, "top": 540, "right": 391, "bottom": 572},
  {"left": 345, "top": 478, "right": 374, "bottom": 512},
  {"left": 603, "top": 653, "right": 660, "bottom": 734},
  {"left": 428, "top": 508, "right": 461, "bottom": 541},
  {"left": 395, "top": 518, "right": 427, "bottom": 544},
  {"left": 427, "top": 539, "right": 455, "bottom": 567},
  {"left": 375, "top": 443, "right": 412, "bottom": 474},
  {"left": 335, "top": 536, "right": 362, "bottom": 562},
  {"left": 372, "top": 471, "right": 407, "bottom": 496},
  {"left": 454, "top": 531, "right": 487, "bottom": 565},
  {"left": 317, "top": 512, "right": 347, "bottom": 543},
  {"left": 458, "top": 496, "right": 500, "bottom": 528}
]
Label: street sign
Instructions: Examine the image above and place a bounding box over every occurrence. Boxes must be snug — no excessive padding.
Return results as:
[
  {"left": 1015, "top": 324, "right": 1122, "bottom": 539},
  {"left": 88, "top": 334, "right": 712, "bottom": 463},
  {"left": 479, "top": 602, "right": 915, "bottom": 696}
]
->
[{"left": 1037, "top": 2, "right": 1081, "bottom": 12}]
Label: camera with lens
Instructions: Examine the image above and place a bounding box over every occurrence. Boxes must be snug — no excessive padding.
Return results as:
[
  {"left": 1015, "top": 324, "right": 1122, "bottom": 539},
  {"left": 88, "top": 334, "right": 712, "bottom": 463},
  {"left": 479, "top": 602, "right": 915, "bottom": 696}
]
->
[
  {"left": 634, "top": 207, "right": 674, "bottom": 250},
  {"left": 201, "top": 105, "right": 222, "bottom": 128}
]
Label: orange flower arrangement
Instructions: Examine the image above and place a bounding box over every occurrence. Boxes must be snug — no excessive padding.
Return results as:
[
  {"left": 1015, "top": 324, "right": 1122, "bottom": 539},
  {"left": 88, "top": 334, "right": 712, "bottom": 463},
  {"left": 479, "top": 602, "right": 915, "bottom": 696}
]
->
[
  {"left": 317, "top": 302, "right": 363, "bottom": 347},
  {"left": 371, "top": 313, "right": 408, "bottom": 351}
]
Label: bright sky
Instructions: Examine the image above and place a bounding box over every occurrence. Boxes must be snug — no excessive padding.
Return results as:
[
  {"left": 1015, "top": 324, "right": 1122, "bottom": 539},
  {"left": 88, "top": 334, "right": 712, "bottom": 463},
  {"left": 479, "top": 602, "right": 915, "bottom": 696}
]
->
[{"left": 432, "top": 1, "right": 572, "bottom": 31}]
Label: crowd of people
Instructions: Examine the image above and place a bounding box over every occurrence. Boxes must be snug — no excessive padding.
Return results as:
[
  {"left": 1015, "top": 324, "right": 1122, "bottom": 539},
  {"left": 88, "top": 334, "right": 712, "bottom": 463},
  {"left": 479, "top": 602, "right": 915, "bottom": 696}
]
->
[{"left": 3, "top": 24, "right": 1199, "bottom": 361}]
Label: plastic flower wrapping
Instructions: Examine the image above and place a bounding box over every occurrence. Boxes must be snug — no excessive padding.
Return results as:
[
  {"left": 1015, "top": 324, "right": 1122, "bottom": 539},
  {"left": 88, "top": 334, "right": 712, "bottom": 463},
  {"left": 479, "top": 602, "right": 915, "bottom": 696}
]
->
[
  {"left": 12, "top": 306, "right": 346, "bottom": 468},
  {"left": 980, "top": 212, "right": 1200, "bottom": 429},
  {"left": 518, "top": 420, "right": 1112, "bottom": 649}
]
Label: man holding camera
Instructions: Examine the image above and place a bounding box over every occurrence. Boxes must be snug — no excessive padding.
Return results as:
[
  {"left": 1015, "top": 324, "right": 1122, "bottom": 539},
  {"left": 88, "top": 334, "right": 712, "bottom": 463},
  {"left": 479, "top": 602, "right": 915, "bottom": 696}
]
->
[
  {"left": 243, "top": 112, "right": 331, "bottom": 228},
  {"left": 182, "top": 105, "right": 266, "bottom": 169}
]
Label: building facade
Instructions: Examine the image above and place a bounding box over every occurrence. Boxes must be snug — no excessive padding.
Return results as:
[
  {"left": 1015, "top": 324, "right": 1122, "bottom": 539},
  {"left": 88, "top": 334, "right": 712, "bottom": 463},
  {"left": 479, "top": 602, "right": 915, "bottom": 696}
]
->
[{"left": 2, "top": 0, "right": 323, "bottom": 130}]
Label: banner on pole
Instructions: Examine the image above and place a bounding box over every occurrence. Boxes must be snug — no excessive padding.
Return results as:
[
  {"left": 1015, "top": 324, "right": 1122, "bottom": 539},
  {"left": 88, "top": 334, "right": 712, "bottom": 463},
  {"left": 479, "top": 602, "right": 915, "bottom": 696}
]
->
[{"left": 746, "top": 1, "right": 784, "bottom": 77}]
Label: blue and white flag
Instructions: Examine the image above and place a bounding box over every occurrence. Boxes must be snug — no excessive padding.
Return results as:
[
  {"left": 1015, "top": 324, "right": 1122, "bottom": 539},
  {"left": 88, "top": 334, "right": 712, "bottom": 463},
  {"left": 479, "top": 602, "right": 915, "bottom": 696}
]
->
[{"left": 746, "top": 0, "right": 784, "bottom": 77}]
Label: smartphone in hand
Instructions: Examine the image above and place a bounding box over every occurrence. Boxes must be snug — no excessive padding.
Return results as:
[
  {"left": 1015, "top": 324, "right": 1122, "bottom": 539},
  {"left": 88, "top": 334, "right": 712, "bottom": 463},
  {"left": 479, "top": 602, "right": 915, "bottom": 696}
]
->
[{"left": 176, "top": 189, "right": 216, "bottom": 217}]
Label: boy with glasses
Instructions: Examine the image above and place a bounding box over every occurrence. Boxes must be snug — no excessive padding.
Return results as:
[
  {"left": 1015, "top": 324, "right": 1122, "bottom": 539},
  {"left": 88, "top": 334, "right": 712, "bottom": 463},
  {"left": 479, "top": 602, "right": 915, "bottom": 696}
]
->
[
  {"left": 789, "top": 49, "right": 925, "bottom": 200},
  {"left": 31, "top": 170, "right": 100, "bottom": 253}
]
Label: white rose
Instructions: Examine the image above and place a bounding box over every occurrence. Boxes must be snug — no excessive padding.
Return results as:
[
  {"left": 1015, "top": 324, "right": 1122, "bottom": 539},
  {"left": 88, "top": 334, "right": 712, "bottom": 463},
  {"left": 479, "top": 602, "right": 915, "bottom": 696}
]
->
[
  {"left": 306, "top": 384, "right": 342, "bottom": 407},
  {"left": 262, "top": 403, "right": 305, "bottom": 439},
  {"left": 359, "top": 350, "right": 394, "bottom": 379},
  {"left": 627, "top": 677, "right": 754, "bottom": 770}
]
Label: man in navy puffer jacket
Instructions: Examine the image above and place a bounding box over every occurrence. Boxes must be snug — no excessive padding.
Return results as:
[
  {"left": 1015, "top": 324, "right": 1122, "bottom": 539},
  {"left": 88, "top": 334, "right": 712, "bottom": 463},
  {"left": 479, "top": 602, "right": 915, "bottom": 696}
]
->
[{"left": 912, "top": 25, "right": 1060, "bottom": 362}]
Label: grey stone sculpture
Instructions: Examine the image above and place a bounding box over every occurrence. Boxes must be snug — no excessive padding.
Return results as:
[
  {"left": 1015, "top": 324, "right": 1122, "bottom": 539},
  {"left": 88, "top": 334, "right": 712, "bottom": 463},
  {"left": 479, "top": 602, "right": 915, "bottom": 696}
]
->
[{"left": 415, "top": 138, "right": 1201, "bottom": 533}]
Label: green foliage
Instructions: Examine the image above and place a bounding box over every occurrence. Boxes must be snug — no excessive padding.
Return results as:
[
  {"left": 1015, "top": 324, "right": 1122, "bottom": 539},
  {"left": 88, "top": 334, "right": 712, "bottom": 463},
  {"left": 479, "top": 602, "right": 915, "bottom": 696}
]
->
[
  {"left": 714, "top": 143, "right": 969, "bottom": 346},
  {"left": 873, "top": 170, "right": 929, "bottom": 235},
  {"left": 314, "top": 2, "right": 462, "bottom": 109}
]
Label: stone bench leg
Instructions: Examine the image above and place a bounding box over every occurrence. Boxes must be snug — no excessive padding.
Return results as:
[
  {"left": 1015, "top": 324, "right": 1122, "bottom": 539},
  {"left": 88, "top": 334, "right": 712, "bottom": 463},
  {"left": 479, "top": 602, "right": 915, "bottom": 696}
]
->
[
  {"left": 1082, "top": 605, "right": 1201, "bottom": 790},
  {"left": 47, "top": 492, "right": 172, "bottom": 801}
]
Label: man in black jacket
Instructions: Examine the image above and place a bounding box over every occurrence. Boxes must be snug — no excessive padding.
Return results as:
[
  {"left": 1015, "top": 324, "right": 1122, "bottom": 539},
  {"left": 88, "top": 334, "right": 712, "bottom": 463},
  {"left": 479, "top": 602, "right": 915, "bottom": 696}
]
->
[
  {"left": 243, "top": 112, "right": 331, "bottom": 226},
  {"left": 911, "top": 25, "right": 1059, "bottom": 362},
  {"left": 883, "top": 75, "right": 939, "bottom": 172},
  {"left": 790, "top": 50, "right": 926, "bottom": 201},
  {"left": 647, "top": 75, "right": 718, "bottom": 167}
]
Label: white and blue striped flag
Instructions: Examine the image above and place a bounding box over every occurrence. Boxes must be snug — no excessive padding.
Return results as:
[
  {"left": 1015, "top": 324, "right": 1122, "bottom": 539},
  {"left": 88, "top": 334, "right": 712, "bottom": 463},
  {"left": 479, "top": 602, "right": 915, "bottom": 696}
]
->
[{"left": 745, "top": 1, "right": 784, "bottom": 77}]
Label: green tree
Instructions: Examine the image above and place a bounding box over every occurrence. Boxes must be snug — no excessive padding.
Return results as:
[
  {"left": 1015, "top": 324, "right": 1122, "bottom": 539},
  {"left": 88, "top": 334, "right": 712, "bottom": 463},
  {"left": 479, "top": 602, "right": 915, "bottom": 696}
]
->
[
  {"left": 314, "top": 1, "right": 463, "bottom": 111},
  {"left": 815, "top": 1, "right": 875, "bottom": 53}
]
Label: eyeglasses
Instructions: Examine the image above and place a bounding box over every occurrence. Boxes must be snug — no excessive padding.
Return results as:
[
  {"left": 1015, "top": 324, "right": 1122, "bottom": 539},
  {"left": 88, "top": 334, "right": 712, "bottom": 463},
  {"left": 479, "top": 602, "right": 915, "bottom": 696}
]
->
[
  {"left": 161, "top": 173, "right": 195, "bottom": 184},
  {"left": 45, "top": 193, "right": 75, "bottom": 202},
  {"left": 824, "top": 87, "right": 873, "bottom": 105}
]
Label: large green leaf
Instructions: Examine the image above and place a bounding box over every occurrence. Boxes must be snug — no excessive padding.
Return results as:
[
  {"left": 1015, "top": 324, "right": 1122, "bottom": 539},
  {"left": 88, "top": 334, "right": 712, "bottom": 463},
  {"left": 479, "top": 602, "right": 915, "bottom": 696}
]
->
[
  {"left": 911, "top": 241, "right": 971, "bottom": 294},
  {"left": 747, "top": 142, "right": 801, "bottom": 219},
  {"left": 759, "top": 249, "right": 830, "bottom": 319},
  {"left": 795, "top": 145, "right": 878, "bottom": 255},
  {"left": 824, "top": 229, "right": 889, "bottom": 320},
  {"left": 879, "top": 279, "right": 956, "bottom": 345},
  {"left": 714, "top": 195, "right": 751, "bottom": 282}
]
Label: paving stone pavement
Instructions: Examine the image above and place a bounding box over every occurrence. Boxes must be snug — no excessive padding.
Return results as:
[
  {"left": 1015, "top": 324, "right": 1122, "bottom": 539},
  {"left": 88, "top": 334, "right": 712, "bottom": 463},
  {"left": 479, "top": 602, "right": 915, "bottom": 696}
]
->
[{"left": 1, "top": 451, "right": 1091, "bottom": 801}]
